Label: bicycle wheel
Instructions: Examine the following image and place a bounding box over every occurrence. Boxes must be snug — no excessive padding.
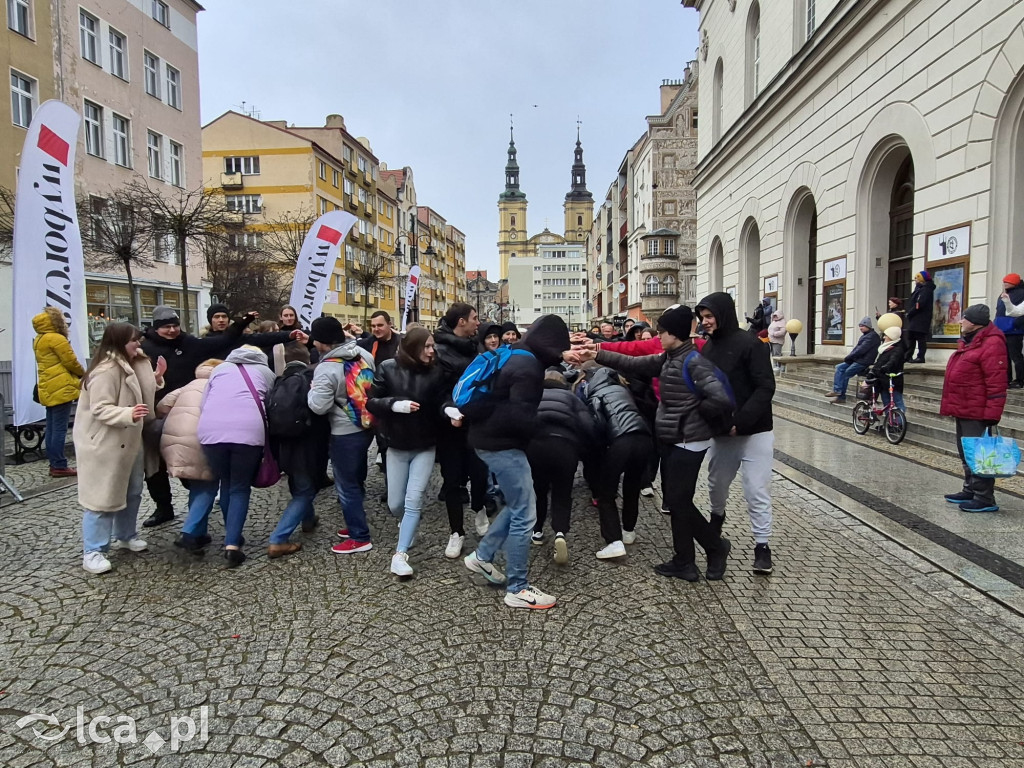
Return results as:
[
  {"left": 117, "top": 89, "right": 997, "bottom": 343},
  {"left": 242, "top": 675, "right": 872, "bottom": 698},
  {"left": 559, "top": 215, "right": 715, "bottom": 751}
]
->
[
  {"left": 884, "top": 408, "right": 907, "bottom": 445},
  {"left": 852, "top": 402, "right": 872, "bottom": 434}
]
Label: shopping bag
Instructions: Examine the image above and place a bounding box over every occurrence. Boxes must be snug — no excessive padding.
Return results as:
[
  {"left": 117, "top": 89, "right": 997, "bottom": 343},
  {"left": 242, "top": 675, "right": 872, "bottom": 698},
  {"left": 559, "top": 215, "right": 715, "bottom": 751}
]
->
[{"left": 961, "top": 429, "right": 1021, "bottom": 478}]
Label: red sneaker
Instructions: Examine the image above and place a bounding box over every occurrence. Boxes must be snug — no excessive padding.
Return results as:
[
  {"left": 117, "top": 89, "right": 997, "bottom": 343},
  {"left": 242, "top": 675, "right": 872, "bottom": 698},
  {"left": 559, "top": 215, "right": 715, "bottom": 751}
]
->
[
  {"left": 331, "top": 539, "right": 372, "bottom": 554},
  {"left": 49, "top": 467, "right": 78, "bottom": 478},
  {"left": 336, "top": 528, "right": 350, "bottom": 539}
]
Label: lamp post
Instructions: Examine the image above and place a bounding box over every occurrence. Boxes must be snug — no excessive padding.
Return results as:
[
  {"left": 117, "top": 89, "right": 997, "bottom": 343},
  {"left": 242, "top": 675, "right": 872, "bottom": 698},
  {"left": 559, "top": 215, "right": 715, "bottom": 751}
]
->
[
  {"left": 393, "top": 217, "right": 435, "bottom": 326},
  {"left": 473, "top": 272, "right": 483, "bottom": 317}
]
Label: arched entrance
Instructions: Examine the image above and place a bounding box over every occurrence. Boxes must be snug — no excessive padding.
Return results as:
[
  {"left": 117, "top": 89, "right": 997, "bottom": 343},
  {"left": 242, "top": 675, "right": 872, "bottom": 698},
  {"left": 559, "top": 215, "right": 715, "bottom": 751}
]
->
[
  {"left": 709, "top": 236, "right": 724, "bottom": 293},
  {"left": 740, "top": 218, "right": 761, "bottom": 325},
  {"left": 783, "top": 189, "right": 817, "bottom": 353},
  {"left": 888, "top": 156, "right": 915, "bottom": 303},
  {"left": 991, "top": 67, "right": 1024, "bottom": 296}
]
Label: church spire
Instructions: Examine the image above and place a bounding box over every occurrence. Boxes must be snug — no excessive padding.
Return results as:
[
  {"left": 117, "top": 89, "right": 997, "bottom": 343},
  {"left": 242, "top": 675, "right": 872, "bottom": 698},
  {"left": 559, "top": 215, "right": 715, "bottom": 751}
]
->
[
  {"left": 499, "top": 117, "right": 526, "bottom": 201},
  {"left": 565, "top": 124, "right": 593, "bottom": 202}
]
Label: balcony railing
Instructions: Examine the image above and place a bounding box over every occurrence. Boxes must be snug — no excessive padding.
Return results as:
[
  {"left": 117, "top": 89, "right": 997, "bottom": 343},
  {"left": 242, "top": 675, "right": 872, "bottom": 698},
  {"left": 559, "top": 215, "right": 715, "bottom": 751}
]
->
[
  {"left": 619, "top": 222, "right": 628, "bottom": 241},
  {"left": 220, "top": 172, "right": 243, "bottom": 189}
]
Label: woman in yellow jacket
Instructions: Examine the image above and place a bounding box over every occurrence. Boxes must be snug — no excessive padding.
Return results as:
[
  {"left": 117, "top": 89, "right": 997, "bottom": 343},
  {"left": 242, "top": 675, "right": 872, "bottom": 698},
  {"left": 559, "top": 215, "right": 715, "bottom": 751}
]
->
[{"left": 32, "top": 307, "right": 85, "bottom": 477}]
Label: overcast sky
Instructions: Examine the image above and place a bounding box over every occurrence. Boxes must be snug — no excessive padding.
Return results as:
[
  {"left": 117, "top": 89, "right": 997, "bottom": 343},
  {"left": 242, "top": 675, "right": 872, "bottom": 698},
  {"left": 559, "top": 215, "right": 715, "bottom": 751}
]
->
[{"left": 197, "top": 1, "right": 699, "bottom": 278}]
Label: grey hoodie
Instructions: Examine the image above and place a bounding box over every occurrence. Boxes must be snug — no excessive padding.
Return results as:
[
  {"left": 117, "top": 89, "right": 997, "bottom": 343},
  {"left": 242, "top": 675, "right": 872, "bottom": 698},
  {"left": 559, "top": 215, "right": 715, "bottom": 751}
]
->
[{"left": 308, "top": 340, "right": 376, "bottom": 435}]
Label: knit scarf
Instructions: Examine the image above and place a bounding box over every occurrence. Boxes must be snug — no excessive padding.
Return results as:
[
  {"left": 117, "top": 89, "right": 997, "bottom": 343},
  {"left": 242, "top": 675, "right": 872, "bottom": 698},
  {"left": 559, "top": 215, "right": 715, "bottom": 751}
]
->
[{"left": 877, "top": 339, "right": 900, "bottom": 356}]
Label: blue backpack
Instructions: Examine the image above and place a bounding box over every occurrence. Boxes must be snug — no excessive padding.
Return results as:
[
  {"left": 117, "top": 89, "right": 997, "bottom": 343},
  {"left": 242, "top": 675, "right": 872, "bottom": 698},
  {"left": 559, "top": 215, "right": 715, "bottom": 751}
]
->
[
  {"left": 453, "top": 348, "right": 535, "bottom": 408},
  {"left": 681, "top": 350, "right": 736, "bottom": 408}
]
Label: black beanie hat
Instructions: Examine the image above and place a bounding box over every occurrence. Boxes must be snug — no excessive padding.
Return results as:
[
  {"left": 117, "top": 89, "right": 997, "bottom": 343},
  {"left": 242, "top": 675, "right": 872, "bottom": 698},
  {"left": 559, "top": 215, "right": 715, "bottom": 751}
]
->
[
  {"left": 500, "top": 321, "right": 521, "bottom": 339},
  {"left": 207, "top": 303, "right": 230, "bottom": 324},
  {"left": 657, "top": 305, "right": 693, "bottom": 339},
  {"left": 310, "top": 317, "right": 346, "bottom": 345},
  {"left": 963, "top": 304, "right": 991, "bottom": 327}
]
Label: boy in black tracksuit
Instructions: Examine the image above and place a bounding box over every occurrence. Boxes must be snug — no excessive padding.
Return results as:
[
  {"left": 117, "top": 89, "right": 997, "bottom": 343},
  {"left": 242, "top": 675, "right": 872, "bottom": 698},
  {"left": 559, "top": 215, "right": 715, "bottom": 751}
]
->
[{"left": 526, "top": 369, "right": 597, "bottom": 564}]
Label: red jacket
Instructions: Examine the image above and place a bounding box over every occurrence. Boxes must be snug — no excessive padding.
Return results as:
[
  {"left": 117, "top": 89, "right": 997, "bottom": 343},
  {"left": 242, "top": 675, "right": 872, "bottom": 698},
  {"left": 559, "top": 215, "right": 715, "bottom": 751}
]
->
[
  {"left": 596, "top": 336, "right": 708, "bottom": 400},
  {"left": 939, "top": 322, "right": 1008, "bottom": 422}
]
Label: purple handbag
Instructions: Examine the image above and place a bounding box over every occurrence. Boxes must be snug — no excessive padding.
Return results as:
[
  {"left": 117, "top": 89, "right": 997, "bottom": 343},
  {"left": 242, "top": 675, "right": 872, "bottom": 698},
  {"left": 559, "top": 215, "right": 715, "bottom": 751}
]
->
[{"left": 238, "top": 364, "right": 282, "bottom": 488}]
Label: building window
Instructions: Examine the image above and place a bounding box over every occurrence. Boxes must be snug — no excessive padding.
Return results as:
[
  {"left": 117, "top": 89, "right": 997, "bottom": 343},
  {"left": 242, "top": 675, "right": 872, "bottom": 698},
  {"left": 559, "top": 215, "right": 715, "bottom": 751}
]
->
[
  {"left": 664, "top": 239, "right": 676, "bottom": 256},
  {"left": 318, "top": 160, "right": 327, "bottom": 181},
  {"left": 7, "top": 0, "right": 31, "bottom": 36},
  {"left": 332, "top": 169, "right": 339, "bottom": 187},
  {"left": 144, "top": 51, "right": 160, "bottom": 98},
  {"left": 228, "top": 231, "right": 262, "bottom": 249},
  {"left": 645, "top": 275, "right": 660, "bottom": 295},
  {"left": 165, "top": 64, "right": 180, "bottom": 109},
  {"left": 147, "top": 131, "right": 162, "bottom": 179},
  {"left": 112, "top": 114, "right": 130, "bottom": 167},
  {"left": 510, "top": 215, "right": 516, "bottom": 227},
  {"left": 80, "top": 10, "right": 99, "bottom": 64},
  {"left": 225, "top": 194, "right": 262, "bottom": 214},
  {"left": 319, "top": 197, "right": 328, "bottom": 215},
  {"left": 357, "top": 155, "right": 367, "bottom": 173},
  {"left": 84, "top": 101, "right": 103, "bottom": 157},
  {"left": 10, "top": 70, "right": 34, "bottom": 128},
  {"left": 151, "top": 0, "right": 168, "bottom": 27},
  {"left": 807, "top": 0, "right": 816, "bottom": 39},
  {"left": 108, "top": 28, "right": 127, "bottom": 80},
  {"left": 343, "top": 178, "right": 353, "bottom": 195},
  {"left": 662, "top": 274, "right": 676, "bottom": 294},
  {"left": 343, "top": 145, "right": 352, "bottom": 163},
  {"left": 224, "top": 155, "right": 259, "bottom": 175},
  {"left": 713, "top": 58, "right": 724, "bottom": 143},
  {"left": 169, "top": 141, "right": 182, "bottom": 187},
  {"left": 745, "top": 2, "right": 761, "bottom": 106},
  {"left": 646, "top": 240, "right": 659, "bottom": 256}
]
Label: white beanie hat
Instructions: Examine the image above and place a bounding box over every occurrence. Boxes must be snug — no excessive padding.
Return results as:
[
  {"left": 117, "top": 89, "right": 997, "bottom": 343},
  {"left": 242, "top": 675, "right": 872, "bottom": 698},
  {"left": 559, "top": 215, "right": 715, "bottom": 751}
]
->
[{"left": 884, "top": 326, "right": 902, "bottom": 341}]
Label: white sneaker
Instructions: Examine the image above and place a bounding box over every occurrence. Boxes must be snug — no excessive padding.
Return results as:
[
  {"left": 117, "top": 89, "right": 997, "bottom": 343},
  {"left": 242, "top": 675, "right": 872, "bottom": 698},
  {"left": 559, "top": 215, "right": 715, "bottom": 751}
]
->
[
  {"left": 463, "top": 551, "right": 506, "bottom": 584},
  {"left": 596, "top": 541, "right": 627, "bottom": 559},
  {"left": 390, "top": 552, "right": 414, "bottom": 577},
  {"left": 82, "top": 551, "right": 112, "bottom": 574},
  {"left": 553, "top": 533, "right": 568, "bottom": 565},
  {"left": 474, "top": 508, "right": 489, "bottom": 537},
  {"left": 504, "top": 585, "right": 556, "bottom": 610},
  {"left": 640, "top": 486, "right": 654, "bottom": 497},
  {"left": 445, "top": 533, "right": 465, "bottom": 559},
  {"left": 622, "top": 530, "right": 636, "bottom": 545},
  {"left": 111, "top": 537, "right": 148, "bottom": 552}
]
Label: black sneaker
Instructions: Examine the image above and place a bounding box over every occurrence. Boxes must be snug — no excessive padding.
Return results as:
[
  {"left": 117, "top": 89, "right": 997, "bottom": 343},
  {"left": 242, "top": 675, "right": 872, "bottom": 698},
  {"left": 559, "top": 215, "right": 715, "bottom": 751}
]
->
[
  {"left": 225, "top": 549, "right": 247, "bottom": 568},
  {"left": 653, "top": 560, "right": 700, "bottom": 582},
  {"left": 142, "top": 508, "right": 175, "bottom": 528},
  {"left": 301, "top": 515, "right": 320, "bottom": 533},
  {"left": 706, "top": 537, "right": 731, "bottom": 581},
  {"left": 753, "top": 543, "right": 773, "bottom": 575},
  {"left": 944, "top": 490, "right": 973, "bottom": 503},
  {"left": 174, "top": 533, "right": 210, "bottom": 554}
]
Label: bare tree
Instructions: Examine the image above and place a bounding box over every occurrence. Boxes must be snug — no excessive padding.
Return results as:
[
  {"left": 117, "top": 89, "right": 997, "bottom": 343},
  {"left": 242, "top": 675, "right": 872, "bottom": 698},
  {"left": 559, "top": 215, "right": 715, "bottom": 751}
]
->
[
  {"left": 77, "top": 189, "right": 154, "bottom": 324},
  {"left": 350, "top": 251, "right": 392, "bottom": 325},
  {"left": 0, "top": 185, "right": 14, "bottom": 255},
  {"left": 131, "top": 178, "right": 238, "bottom": 332},
  {"left": 260, "top": 205, "right": 318, "bottom": 268},
  {"left": 201, "top": 237, "right": 288, "bottom": 319}
]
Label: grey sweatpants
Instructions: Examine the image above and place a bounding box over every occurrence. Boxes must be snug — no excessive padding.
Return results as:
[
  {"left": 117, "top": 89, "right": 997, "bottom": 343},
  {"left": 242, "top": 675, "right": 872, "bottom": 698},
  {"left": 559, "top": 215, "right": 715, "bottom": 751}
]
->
[{"left": 707, "top": 431, "right": 774, "bottom": 544}]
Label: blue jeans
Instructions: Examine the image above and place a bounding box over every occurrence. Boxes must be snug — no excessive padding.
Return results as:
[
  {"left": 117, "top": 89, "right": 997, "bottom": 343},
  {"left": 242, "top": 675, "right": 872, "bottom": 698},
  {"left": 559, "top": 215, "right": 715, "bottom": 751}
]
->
[
  {"left": 270, "top": 470, "right": 318, "bottom": 544},
  {"left": 879, "top": 388, "right": 905, "bottom": 412},
  {"left": 180, "top": 479, "right": 220, "bottom": 538},
  {"left": 474, "top": 448, "right": 537, "bottom": 594},
  {"left": 330, "top": 430, "right": 373, "bottom": 542},
  {"left": 832, "top": 362, "right": 866, "bottom": 397},
  {"left": 386, "top": 447, "right": 436, "bottom": 553},
  {"left": 46, "top": 401, "right": 72, "bottom": 469},
  {"left": 82, "top": 451, "right": 144, "bottom": 553},
  {"left": 202, "top": 443, "right": 263, "bottom": 547}
]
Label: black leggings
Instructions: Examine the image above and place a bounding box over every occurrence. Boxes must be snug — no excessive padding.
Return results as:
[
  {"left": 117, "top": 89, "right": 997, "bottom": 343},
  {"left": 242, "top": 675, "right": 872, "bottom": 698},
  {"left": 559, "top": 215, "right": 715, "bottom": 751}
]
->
[
  {"left": 905, "top": 331, "right": 928, "bottom": 361},
  {"left": 597, "top": 433, "right": 651, "bottom": 544},
  {"left": 661, "top": 444, "right": 720, "bottom": 566},
  {"left": 436, "top": 434, "right": 487, "bottom": 535},
  {"left": 527, "top": 437, "right": 579, "bottom": 534}
]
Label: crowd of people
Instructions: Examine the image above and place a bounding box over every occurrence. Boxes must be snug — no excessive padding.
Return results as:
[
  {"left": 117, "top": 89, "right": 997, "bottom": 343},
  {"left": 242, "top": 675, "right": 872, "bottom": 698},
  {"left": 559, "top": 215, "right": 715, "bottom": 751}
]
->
[{"left": 33, "top": 293, "right": 786, "bottom": 610}]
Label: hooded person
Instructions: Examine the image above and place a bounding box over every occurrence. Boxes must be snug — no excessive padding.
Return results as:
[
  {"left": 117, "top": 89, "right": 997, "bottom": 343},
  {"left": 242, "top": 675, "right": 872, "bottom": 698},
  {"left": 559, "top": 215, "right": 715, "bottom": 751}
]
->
[
  {"left": 746, "top": 297, "right": 771, "bottom": 334},
  {"left": 480, "top": 323, "right": 503, "bottom": 352},
  {"left": 996, "top": 273, "right": 1024, "bottom": 388},
  {"left": 457, "top": 314, "right": 570, "bottom": 610},
  {"left": 623, "top": 321, "right": 651, "bottom": 342},
  {"left": 695, "top": 291, "right": 777, "bottom": 575},
  {"left": 905, "top": 270, "right": 936, "bottom": 363},
  {"left": 32, "top": 306, "right": 86, "bottom": 477},
  {"left": 500, "top": 322, "right": 521, "bottom": 344},
  {"left": 766, "top": 311, "right": 786, "bottom": 356}
]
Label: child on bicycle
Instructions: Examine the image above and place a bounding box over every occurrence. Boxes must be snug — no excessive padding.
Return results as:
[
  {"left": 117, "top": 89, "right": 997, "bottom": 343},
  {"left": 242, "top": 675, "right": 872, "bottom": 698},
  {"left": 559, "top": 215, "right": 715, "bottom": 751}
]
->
[{"left": 866, "top": 326, "right": 905, "bottom": 412}]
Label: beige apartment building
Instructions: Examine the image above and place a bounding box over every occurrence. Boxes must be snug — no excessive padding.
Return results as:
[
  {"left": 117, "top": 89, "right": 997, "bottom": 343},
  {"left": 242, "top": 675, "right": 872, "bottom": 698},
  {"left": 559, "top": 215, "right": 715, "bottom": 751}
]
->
[{"left": 682, "top": 0, "right": 1024, "bottom": 357}]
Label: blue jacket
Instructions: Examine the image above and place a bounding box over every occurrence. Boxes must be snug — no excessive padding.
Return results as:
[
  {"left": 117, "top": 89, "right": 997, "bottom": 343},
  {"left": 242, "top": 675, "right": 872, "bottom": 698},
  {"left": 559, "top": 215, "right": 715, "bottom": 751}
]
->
[
  {"left": 845, "top": 329, "right": 880, "bottom": 367},
  {"left": 995, "top": 284, "right": 1024, "bottom": 336}
]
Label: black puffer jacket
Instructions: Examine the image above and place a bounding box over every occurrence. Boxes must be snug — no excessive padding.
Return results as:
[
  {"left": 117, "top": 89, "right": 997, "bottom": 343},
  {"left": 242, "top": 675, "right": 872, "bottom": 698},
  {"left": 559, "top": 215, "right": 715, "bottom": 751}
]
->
[
  {"left": 465, "top": 314, "right": 570, "bottom": 452},
  {"left": 597, "top": 343, "right": 734, "bottom": 443},
  {"left": 846, "top": 328, "right": 881, "bottom": 367},
  {"left": 585, "top": 367, "right": 650, "bottom": 444},
  {"left": 367, "top": 358, "right": 448, "bottom": 451},
  {"left": 867, "top": 341, "right": 905, "bottom": 394},
  {"left": 695, "top": 292, "right": 776, "bottom": 435},
  {"left": 533, "top": 378, "right": 597, "bottom": 451},
  {"left": 434, "top": 319, "right": 479, "bottom": 386},
  {"left": 141, "top": 317, "right": 249, "bottom": 401},
  {"left": 905, "top": 278, "right": 936, "bottom": 334}
]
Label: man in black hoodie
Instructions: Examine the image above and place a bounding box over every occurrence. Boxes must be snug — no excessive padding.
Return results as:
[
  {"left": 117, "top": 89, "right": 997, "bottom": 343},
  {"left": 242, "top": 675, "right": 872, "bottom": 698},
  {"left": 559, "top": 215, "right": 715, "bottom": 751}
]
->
[
  {"left": 457, "top": 314, "right": 570, "bottom": 610},
  {"left": 695, "top": 292, "right": 777, "bottom": 575}
]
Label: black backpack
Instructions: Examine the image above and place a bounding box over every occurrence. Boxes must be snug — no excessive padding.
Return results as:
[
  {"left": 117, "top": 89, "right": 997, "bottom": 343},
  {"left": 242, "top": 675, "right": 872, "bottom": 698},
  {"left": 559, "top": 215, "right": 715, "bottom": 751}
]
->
[{"left": 266, "top": 369, "right": 313, "bottom": 438}]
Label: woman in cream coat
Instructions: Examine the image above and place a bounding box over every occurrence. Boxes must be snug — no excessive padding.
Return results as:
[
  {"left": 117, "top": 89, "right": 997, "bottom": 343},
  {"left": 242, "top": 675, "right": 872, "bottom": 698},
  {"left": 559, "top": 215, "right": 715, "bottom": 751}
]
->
[{"left": 74, "top": 323, "right": 165, "bottom": 574}]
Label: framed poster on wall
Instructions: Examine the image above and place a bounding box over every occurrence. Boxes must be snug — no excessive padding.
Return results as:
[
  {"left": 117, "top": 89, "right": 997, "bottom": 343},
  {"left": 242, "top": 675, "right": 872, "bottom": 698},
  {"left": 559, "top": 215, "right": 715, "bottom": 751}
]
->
[
  {"left": 763, "top": 274, "right": 779, "bottom": 315},
  {"left": 925, "top": 223, "right": 971, "bottom": 346},
  {"left": 822, "top": 257, "right": 846, "bottom": 345}
]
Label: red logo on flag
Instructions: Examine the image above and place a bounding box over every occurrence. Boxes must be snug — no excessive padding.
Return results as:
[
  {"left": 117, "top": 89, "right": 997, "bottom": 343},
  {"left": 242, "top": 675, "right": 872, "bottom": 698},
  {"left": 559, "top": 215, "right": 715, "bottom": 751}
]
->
[
  {"left": 317, "top": 225, "right": 342, "bottom": 245},
  {"left": 409, "top": 275, "right": 419, "bottom": 285},
  {"left": 37, "top": 126, "right": 70, "bottom": 166}
]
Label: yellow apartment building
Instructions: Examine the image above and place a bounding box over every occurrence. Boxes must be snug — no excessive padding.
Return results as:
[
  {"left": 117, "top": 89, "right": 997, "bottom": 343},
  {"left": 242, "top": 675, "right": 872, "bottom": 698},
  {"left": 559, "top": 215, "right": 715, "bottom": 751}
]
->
[{"left": 375, "top": 177, "right": 399, "bottom": 317}]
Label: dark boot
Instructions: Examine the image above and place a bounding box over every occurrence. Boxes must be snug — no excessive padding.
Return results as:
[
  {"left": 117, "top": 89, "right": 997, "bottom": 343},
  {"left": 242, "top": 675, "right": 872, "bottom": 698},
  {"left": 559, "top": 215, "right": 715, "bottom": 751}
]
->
[{"left": 142, "top": 507, "right": 175, "bottom": 528}]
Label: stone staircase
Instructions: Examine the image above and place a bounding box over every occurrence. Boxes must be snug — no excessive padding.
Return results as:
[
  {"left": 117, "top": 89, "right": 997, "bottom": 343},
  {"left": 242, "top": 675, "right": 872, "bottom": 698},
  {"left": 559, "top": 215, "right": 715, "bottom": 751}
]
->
[{"left": 772, "top": 357, "right": 1024, "bottom": 460}]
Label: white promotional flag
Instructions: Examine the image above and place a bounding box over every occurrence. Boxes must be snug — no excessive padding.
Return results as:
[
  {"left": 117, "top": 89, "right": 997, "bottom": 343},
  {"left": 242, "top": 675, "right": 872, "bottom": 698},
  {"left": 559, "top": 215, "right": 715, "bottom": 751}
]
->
[
  {"left": 401, "top": 265, "right": 421, "bottom": 332},
  {"left": 12, "top": 100, "right": 86, "bottom": 426},
  {"left": 288, "top": 210, "right": 358, "bottom": 330}
]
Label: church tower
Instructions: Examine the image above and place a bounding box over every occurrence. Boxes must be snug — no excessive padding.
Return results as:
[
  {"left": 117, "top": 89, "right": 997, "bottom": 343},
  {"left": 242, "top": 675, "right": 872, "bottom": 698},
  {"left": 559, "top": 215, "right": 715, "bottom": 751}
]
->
[
  {"left": 497, "top": 123, "right": 528, "bottom": 280},
  {"left": 563, "top": 128, "right": 594, "bottom": 243}
]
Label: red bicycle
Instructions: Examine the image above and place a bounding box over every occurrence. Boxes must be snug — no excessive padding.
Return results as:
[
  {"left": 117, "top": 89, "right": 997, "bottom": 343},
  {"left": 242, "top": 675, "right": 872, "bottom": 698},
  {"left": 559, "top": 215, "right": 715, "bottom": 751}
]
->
[{"left": 852, "top": 373, "right": 907, "bottom": 445}]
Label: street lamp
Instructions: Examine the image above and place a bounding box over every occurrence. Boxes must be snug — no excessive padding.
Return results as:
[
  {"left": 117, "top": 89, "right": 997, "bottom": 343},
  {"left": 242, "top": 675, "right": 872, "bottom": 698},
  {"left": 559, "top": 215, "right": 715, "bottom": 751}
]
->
[{"left": 393, "top": 217, "right": 435, "bottom": 326}]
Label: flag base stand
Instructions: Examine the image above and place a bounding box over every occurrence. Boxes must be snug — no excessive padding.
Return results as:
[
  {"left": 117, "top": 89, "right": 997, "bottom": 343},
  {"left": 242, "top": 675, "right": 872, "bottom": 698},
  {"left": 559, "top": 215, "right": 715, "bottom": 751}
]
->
[{"left": 0, "top": 392, "right": 24, "bottom": 503}]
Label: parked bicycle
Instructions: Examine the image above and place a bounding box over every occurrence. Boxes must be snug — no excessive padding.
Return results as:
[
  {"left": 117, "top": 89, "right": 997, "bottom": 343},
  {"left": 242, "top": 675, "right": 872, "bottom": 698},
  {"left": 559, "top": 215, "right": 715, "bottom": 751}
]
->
[{"left": 852, "top": 372, "right": 907, "bottom": 444}]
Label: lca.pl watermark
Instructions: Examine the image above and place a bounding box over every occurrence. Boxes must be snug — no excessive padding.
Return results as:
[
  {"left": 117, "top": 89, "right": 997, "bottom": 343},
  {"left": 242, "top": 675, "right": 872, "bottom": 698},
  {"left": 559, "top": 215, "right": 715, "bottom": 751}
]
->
[{"left": 16, "top": 705, "right": 210, "bottom": 754}]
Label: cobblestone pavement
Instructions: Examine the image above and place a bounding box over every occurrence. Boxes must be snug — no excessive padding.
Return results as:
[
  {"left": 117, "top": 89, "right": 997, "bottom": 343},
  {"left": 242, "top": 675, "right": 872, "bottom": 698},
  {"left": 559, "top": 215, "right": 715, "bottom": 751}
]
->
[{"left": 2, "top": 452, "right": 1024, "bottom": 767}]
